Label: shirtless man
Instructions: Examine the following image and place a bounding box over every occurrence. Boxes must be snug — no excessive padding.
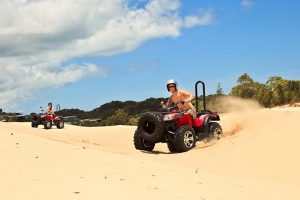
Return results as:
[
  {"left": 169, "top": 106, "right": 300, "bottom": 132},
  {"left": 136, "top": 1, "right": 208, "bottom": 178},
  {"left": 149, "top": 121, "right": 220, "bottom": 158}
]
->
[{"left": 161, "top": 79, "right": 196, "bottom": 119}]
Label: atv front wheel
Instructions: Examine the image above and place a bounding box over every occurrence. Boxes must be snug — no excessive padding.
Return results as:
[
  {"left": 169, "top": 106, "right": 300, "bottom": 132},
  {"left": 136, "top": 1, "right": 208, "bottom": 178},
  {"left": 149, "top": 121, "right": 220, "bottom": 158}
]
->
[
  {"left": 137, "top": 112, "right": 164, "bottom": 142},
  {"left": 133, "top": 130, "right": 155, "bottom": 151},
  {"left": 174, "top": 125, "right": 196, "bottom": 153},
  {"left": 44, "top": 120, "right": 52, "bottom": 129},
  {"left": 57, "top": 120, "right": 64, "bottom": 129},
  {"left": 167, "top": 142, "right": 177, "bottom": 153}
]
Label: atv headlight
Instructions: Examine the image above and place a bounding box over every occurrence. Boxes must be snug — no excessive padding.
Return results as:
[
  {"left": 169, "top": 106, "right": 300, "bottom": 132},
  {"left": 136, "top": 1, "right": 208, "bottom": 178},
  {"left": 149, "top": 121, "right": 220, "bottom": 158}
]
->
[
  {"left": 163, "top": 115, "right": 172, "bottom": 121},
  {"left": 163, "top": 113, "right": 177, "bottom": 121}
]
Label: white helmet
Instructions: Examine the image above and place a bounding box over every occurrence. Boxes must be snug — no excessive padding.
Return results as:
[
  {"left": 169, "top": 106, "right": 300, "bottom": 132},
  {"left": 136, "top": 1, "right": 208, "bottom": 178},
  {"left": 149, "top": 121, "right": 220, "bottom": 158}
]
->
[{"left": 166, "top": 79, "right": 178, "bottom": 91}]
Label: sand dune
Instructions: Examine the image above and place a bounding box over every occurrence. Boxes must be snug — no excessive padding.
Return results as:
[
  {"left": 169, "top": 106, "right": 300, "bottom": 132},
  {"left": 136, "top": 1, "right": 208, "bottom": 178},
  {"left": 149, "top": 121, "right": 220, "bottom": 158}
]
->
[{"left": 1, "top": 103, "right": 300, "bottom": 199}]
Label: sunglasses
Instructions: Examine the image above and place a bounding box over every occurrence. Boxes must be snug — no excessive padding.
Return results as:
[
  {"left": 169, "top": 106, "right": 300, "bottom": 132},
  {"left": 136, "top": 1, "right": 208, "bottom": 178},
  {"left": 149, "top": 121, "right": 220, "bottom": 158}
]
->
[{"left": 168, "top": 85, "right": 175, "bottom": 89}]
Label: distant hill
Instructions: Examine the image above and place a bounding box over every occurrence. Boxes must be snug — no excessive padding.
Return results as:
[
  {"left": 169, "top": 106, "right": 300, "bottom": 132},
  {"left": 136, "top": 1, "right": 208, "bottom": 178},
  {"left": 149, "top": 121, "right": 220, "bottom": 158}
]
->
[{"left": 55, "top": 97, "right": 167, "bottom": 120}]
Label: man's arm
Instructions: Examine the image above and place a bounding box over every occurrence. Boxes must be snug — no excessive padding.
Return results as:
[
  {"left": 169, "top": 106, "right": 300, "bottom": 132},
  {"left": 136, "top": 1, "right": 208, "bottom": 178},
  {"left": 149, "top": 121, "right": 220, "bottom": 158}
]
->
[
  {"left": 181, "top": 90, "right": 195, "bottom": 102},
  {"left": 161, "top": 96, "right": 173, "bottom": 108},
  {"left": 43, "top": 106, "right": 50, "bottom": 112}
]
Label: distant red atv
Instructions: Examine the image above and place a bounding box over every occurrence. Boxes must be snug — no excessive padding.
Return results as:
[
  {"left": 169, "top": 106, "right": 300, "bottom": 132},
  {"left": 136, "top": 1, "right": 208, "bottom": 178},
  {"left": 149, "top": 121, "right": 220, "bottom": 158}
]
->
[
  {"left": 133, "top": 80, "right": 222, "bottom": 153},
  {"left": 31, "top": 107, "right": 65, "bottom": 129}
]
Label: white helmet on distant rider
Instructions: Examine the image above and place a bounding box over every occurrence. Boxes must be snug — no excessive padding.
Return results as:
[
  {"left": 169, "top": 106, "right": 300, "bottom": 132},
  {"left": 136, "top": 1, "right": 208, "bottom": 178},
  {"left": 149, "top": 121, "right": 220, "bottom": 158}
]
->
[{"left": 166, "top": 79, "right": 178, "bottom": 91}]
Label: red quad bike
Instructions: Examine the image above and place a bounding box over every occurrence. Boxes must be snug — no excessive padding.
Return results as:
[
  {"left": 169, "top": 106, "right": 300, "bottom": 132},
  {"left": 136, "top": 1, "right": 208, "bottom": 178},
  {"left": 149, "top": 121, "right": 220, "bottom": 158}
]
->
[
  {"left": 133, "top": 80, "right": 222, "bottom": 153},
  {"left": 31, "top": 107, "right": 65, "bottom": 129}
]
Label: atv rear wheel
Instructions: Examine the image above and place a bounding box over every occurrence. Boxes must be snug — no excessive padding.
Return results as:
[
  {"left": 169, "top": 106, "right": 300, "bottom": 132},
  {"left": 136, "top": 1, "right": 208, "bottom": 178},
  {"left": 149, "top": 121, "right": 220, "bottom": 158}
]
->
[
  {"left": 204, "top": 122, "right": 222, "bottom": 143},
  {"left": 31, "top": 121, "right": 38, "bottom": 128},
  {"left": 57, "top": 120, "right": 64, "bottom": 129},
  {"left": 133, "top": 130, "right": 155, "bottom": 151},
  {"left": 174, "top": 125, "right": 196, "bottom": 153},
  {"left": 32, "top": 114, "right": 41, "bottom": 125},
  {"left": 137, "top": 112, "right": 164, "bottom": 142},
  {"left": 44, "top": 120, "right": 52, "bottom": 129}
]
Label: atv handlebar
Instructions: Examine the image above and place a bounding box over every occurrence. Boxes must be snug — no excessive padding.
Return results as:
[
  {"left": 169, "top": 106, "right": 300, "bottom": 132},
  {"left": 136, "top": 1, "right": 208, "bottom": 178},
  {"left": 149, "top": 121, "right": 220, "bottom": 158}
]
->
[
  {"left": 161, "top": 101, "right": 185, "bottom": 113},
  {"left": 175, "top": 100, "right": 185, "bottom": 105},
  {"left": 169, "top": 100, "right": 185, "bottom": 110}
]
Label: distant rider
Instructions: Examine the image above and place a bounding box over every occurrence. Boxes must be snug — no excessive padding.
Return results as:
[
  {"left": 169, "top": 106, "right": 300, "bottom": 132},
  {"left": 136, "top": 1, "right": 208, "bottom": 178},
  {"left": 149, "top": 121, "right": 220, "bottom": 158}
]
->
[
  {"left": 45, "top": 102, "right": 55, "bottom": 116},
  {"left": 161, "top": 79, "right": 196, "bottom": 119}
]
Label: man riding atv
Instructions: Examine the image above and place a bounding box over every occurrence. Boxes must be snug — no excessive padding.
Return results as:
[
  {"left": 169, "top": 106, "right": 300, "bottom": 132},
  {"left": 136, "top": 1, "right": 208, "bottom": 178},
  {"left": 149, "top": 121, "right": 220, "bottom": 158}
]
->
[
  {"left": 31, "top": 102, "right": 64, "bottom": 129},
  {"left": 133, "top": 80, "right": 222, "bottom": 153}
]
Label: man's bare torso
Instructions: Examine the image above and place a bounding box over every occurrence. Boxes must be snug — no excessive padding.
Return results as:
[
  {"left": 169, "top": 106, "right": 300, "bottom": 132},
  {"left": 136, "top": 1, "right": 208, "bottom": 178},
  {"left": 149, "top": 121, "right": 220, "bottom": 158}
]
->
[{"left": 170, "top": 90, "right": 193, "bottom": 110}]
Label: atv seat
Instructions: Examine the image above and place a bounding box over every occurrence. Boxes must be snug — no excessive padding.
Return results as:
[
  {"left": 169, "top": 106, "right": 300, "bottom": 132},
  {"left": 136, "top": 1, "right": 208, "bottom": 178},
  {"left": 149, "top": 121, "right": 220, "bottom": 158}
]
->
[{"left": 196, "top": 112, "right": 202, "bottom": 117}]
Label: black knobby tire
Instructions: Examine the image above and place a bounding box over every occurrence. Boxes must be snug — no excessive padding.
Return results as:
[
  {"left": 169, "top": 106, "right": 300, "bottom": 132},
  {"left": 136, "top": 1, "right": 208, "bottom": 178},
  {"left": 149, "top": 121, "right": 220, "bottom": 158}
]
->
[
  {"left": 44, "top": 120, "right": 52, "bottom": 129},
  {"left": 32, "top": 114, "right": 41, "bottom": 125},
  {"left": 167, "top": 142, "right": 177, "bottom": 153},
  {"left": 137, "top": 112, "right": 164, "bottom": 142},
  {"left": 31, "top": 121, "right": 38, "bottom": 128},
  {"left": 133, "top": 130, "right": 155, "bottom": 151},
  {"left": 174, "top": 125, "right": 196, "bottom": 153},
  {"left": 57, "top": 120, "right": 64, "bottom": 129},
  {"left": 207, "top": 122, "right": 222, "bottom": 142}
]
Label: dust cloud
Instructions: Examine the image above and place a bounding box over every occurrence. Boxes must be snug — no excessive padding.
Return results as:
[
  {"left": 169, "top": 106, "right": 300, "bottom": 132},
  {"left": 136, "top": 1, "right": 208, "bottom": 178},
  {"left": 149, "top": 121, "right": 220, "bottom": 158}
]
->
[
  {"left": 214, "top": 96, "right": 263, "bottom": 137},
  {"left": 195, "top": 96, "right": 263, "bottom": 148},
  {"left": 213, "top": 95, "right": 263, "bottom": 114}
]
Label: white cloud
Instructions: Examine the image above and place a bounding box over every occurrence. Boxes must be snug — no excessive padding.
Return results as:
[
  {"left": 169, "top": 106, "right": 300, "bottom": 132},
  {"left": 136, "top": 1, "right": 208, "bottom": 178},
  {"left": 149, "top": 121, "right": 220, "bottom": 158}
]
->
[
  {"left": 241, "top": 0, "right": 254, "bottom": 9},
  {"left": 184, "top": 8, "right": 214, "bottom": 28},
  {"left": 0, "top": 0, "right": 213, "bottom": 112},
  {"left": 0, "top": 64, "right": 109, "bottom": 110}
]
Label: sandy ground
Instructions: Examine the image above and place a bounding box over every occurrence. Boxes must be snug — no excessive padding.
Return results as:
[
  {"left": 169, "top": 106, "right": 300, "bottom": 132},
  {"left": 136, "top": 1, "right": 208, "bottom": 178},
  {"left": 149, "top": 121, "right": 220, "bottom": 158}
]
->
[{"left": 1, "top": 100, "right": 300, "bottom": 200}]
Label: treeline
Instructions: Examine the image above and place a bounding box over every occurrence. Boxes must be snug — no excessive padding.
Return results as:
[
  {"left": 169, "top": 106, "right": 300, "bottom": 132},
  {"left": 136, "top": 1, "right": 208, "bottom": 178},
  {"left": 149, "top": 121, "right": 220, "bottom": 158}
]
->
[
  {"left": 52, "top": 73, "right": 300, "bottom": 126},
  {"left": 230, "top": 73, "right": 300, "bottom": 107}
]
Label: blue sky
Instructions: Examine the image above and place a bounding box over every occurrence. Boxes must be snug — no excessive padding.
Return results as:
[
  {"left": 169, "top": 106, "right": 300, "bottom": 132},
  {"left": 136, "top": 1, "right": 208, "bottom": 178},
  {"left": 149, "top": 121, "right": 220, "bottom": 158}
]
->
[{"left": 0, "top": 0, "right": 299, "bottom": 114}]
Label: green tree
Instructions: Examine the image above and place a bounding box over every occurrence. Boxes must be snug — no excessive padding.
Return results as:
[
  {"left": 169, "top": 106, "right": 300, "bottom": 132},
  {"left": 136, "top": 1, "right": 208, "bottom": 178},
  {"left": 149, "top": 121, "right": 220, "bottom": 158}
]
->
[
  {"left": 107, "top": 109, "right": 128, "bottom": 125},
  {"left": 231, "top": 73, "right": 255, "bottom": 98},
  {"left": 127, "top": 117, "right": 138, "bottom": 125},
  {"left": 252, "top": 83, "right": 272, "bottom": 107},
  {"left": 216, "top": 82, "right": 223, "bottom": 95},
  {"left": 285, "top": 80, "right": 300, "bottom": 103},
  {"left": 266, "top": 77, "right": 288, "bottom": 105}
]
